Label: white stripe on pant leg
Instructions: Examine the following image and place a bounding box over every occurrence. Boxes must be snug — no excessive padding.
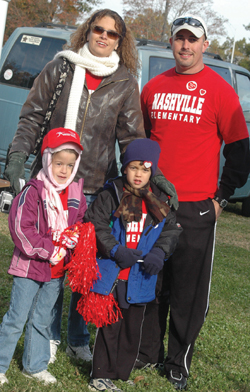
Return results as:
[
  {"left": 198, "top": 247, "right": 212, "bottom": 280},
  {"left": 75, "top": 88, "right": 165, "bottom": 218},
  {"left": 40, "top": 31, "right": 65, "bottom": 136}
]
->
[
  {"left": 90, "top": 327, "right": 100, "bottom": 377},
  {"left": 204, "top": 222, "right": 217, "bottom": 321},
  {"left": 184, "top": 343, "right": 191, "bottom": 375},
  {"left": 132, "top": 305, "right": 146, "bottom": 369}
]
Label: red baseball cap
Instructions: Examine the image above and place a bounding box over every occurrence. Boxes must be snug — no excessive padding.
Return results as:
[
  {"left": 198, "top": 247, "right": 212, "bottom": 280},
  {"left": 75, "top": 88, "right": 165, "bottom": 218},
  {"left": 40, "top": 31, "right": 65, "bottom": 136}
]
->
[{"left": 41, "top": 128, "right": 83, "bottom": 156}]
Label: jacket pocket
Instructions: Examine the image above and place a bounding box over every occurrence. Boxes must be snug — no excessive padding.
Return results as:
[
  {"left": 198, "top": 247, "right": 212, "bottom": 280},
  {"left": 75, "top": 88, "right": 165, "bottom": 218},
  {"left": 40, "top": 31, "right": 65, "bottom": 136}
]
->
[{"left": 127, "top": 263, "right": 157, "bottom": 304}]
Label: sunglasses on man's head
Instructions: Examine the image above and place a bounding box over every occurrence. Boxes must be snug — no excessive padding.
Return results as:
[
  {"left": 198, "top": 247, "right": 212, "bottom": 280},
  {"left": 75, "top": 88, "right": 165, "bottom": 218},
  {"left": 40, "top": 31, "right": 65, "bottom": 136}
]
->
[
  {"left": 172, "top": 17, "right": 206, "bottom": 38},
  {"left": 91, "top": 25, "right": 121, "bottom": 40}
]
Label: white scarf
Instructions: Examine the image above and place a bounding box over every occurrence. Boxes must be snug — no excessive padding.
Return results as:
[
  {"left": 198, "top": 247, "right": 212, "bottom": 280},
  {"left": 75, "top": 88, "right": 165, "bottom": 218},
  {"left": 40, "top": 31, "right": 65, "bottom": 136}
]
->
[{"left": 54, "top": 43, "right": 120, "bottom": 131}]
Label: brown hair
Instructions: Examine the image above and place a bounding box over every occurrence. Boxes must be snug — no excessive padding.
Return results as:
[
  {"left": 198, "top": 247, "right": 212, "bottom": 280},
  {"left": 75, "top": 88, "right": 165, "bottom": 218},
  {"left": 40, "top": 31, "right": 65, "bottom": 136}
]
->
[{"left": 66, "top": 9, "right": 140, "bottom": 77}]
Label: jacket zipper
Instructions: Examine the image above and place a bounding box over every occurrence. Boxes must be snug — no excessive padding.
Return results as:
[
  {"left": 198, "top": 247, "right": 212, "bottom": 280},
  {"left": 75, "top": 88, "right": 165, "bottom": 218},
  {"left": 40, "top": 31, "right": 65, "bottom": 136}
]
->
[
  {"left": 80, "top": 94, "right": 91, "bottom": 139},
  {"left": 79, "top": 78, "right": 129, "bottom": 139},
  {"left": 110, "top": 277, "right": 119, "bottom": 293}
]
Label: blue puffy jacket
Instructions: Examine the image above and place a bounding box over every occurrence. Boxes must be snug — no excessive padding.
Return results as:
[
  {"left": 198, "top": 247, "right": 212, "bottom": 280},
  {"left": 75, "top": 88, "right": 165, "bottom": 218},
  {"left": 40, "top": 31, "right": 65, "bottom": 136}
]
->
[
  {"left": 91, "top": 213, "right": 166, "bottom": 304},
  {"left": 85, "top": 177, "right": 182, "bottom": 304}
]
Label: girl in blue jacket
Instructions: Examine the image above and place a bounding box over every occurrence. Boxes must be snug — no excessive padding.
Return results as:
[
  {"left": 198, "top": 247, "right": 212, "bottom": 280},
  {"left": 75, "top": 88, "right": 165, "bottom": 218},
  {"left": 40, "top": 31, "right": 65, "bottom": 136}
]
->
[
  {"left": 0, "top": 128, "right": 86, "bottom": 386},
  {"left": 85, "top": 138, "right": 182, "bottom": 392}
]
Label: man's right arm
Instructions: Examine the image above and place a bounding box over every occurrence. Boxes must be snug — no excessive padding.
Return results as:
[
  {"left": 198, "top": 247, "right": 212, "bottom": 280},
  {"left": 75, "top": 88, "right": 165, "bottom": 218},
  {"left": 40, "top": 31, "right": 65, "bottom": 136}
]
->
[{"left": 216, "top": 137, "right": 250, "bottom": 204}]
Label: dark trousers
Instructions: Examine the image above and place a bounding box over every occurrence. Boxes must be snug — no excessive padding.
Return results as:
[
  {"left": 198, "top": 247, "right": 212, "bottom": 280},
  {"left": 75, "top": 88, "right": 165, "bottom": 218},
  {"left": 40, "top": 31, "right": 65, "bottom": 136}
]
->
[
  {"left": 138, "top": 300, "right": 169, "bottom": 364},
  {"left": 138, "top": 200, "right": 216, "bottom": 377},
  {"left": 92, "top": 305, "right": 145, "bottom": 381},
  {"left": 138, "top": 262, "right": 170, "bottom": 364}
]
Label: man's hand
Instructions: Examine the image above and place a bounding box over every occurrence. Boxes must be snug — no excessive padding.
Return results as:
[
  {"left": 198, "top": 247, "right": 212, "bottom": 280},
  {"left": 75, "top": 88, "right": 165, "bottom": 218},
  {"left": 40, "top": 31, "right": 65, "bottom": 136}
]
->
[{"left": 212, "top": 199, "right": 223, "bottom": 221}]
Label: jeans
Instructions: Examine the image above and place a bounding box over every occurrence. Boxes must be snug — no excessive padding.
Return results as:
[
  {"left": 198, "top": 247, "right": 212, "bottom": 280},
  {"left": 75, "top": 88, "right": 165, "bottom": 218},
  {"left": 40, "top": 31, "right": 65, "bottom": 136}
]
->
[
  {"left": 50, "top": 194, "right": 97, "bottom": 347},
  {"left": 0, "top": 276, "right": 64, "bottom": 374}
]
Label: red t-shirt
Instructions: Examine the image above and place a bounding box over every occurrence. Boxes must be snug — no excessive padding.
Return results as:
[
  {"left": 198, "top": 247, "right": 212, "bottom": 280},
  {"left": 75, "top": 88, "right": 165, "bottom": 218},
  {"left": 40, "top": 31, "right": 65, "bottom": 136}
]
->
[
  {"left": 50, "top": 187, "right": 68, "bottom": 279},
  {"left": 141, "top": 65, "right": 249, "bottom": 201},
  {"left": 85, "top": 70, "right": 103, "bottom": 94},
  {"left": 118, "top": 198, "right": 147, "bottom": 280}
]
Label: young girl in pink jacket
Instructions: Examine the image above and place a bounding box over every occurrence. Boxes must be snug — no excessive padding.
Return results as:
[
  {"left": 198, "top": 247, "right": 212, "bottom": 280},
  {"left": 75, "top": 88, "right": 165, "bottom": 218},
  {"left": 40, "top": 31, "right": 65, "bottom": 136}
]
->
[{"left": 0, "top": 128, "right": 86, "bottom": 386}]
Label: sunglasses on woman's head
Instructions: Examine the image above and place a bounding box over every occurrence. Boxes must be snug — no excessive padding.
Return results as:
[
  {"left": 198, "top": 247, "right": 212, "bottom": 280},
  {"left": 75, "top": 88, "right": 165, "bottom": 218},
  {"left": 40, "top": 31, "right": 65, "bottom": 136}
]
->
[{"left": 91, "top": 25, "right": 121, "bottom": 40}]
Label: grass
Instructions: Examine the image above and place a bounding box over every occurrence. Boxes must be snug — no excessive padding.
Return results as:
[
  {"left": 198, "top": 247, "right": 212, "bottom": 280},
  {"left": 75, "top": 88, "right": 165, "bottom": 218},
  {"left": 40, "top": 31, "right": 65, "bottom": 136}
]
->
[{"left": 0, "top": 202, "right": 249, "bottom": 391}]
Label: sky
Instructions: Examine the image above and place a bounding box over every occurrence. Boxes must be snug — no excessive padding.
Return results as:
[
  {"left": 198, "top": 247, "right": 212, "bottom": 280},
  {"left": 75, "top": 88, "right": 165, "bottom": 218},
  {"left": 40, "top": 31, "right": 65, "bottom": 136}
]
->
[{"left": 102, "top": 0, "right": 250, "bottom": 43}]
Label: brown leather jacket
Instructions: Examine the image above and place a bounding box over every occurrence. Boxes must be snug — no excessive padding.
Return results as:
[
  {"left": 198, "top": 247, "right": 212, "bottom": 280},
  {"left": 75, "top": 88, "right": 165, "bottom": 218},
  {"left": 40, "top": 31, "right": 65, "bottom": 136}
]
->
[{"left": 11, "top": 57, "right": 145, "bottom": 194}]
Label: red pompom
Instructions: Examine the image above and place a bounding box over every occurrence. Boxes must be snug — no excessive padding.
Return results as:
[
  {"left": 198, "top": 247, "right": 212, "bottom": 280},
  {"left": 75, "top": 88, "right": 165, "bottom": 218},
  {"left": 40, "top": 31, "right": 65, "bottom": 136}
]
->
[
  {"left": 66, "top": 222, "right": 99, "bottom": 295},
  {"left": 77, "top": 291, "right": 123, "bottom": 328},
  {"left": 64, "top": 222, "right": 122, "bottom": 327}
]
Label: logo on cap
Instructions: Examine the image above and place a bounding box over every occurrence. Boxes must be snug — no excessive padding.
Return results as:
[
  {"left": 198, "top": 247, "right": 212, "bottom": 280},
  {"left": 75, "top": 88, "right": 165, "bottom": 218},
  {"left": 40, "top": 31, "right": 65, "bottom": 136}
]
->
[{"left": 56, "top": 131, "right": 77, "bottom": 139}]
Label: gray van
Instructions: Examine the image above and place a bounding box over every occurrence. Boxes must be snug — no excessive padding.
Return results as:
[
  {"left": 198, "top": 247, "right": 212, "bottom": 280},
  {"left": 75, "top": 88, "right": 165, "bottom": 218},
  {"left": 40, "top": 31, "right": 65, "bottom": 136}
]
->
[
  {"left": 0, "top": 26, "right": 250, "bottom": 214},
  {"left": 0, "top": 25, "right": 75, "bottom": 181}
]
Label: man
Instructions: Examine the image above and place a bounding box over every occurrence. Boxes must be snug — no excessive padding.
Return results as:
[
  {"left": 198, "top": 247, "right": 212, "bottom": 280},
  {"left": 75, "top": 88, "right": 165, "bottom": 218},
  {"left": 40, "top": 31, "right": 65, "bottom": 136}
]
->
[{"left": 139, "top": 14, "right": 250, "bottom": 390}]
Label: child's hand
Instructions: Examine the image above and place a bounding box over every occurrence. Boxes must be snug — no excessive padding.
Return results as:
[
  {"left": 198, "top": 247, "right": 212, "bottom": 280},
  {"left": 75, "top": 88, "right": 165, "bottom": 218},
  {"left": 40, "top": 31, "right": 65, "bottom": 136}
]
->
[
  {"left": 114, "top": 245, "right": 142, "bottom": 269},
  {"left": 61, "top": 234, "right": 79, "bottom": 249},
  {"left": 50, "top": 246, "right": 67, "bottom": 265},
  {"left": 143, "top": 247, "right": 165, "bottom": 275}
]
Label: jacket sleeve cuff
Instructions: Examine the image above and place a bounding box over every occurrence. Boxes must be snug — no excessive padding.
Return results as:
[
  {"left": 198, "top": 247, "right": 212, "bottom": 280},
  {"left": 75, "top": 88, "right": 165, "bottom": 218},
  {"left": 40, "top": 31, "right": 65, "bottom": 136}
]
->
[
  {"left": 215, "top": 187, "right": 231, "bottom": 201},
  {"left": 110, "top": 244, "right": 119, "bottom": 258}
]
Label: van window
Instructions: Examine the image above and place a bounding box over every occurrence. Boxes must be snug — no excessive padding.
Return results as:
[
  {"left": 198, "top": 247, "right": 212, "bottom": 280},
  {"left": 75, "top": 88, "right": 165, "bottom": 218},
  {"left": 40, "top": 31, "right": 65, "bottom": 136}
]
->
[
  {"left": 149, "top": 56, "right": 175, "bottom": 79},
  {"left": 0, "top": 34, "right": 66, "bottom": 89},
  {"left": 207, "top": 65, "right": 232, "bottom": 85},
  {"left": 235, "top": 72, "right": 250, "bottom": 123}
]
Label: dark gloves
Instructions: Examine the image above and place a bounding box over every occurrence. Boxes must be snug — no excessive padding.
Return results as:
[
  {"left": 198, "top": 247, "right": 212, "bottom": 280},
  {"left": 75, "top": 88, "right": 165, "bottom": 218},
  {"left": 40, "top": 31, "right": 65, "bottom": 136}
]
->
[
  {"left": 4, "top": 151, "right": 27, "bottom": 195},
  {"left": 114, "top": 245, "right": 142, "bottom": 269},
  {"left": 151, "top": 174, "right": 179, "bottom": 210},
  {"left": 143, "top": 247, "right": 165, "bottom": 276}
]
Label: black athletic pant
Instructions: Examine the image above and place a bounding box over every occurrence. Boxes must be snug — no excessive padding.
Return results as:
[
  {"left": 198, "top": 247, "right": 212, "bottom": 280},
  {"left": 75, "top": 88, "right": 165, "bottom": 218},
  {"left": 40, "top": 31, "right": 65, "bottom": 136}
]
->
[
  {"left": 138, "top": 200, "right": 216, "bottom": 378},
  {"left": 92, "top": 304, "right": 145, "bottom": 381}
]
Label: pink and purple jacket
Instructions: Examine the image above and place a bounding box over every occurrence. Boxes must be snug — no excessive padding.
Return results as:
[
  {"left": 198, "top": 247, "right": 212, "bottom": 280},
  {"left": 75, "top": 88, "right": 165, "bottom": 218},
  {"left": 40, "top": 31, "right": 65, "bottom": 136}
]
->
[{"left": 8, "top": 178, "right": 87, "bottom": 282}]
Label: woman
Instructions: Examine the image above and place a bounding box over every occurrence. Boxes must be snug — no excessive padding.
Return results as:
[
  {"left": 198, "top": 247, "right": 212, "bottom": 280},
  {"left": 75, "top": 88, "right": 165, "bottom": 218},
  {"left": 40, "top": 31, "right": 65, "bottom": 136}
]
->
[{"left": 5, "top": 9, "right": 145, "bottom": 366}]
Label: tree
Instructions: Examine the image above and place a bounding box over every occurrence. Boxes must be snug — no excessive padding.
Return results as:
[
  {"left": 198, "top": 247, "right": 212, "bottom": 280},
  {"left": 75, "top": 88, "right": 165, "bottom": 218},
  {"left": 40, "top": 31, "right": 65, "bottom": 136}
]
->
[
  {"left": 207, "top": 38, "right": 225, "bottom": 59},
  {"left": 235, "top": 37, "right": 250, "bottom": 72},
  {"left": 123, "top": 0, "right": 164, "bottom": 41},
  {"left": 4, "top": 0, "right": 101, "bottom": 42},
  {"left": 123, "top": 0, "right": 228, "bottom": 42},
  {"left": 206, "top": 36, "right": 250, "bottom": 72},
  {"left": 238, "top": 58, "right": 250, "bottom": 72},
  {"left": 124, "top": 6, "right": 165, "bottom": 41}
]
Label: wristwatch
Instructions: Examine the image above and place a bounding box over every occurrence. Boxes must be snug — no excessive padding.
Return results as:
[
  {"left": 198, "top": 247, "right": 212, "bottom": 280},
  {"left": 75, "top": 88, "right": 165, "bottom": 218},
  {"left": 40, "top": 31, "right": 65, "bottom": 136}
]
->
[{"left": 213, "top": 195, "right": 228, "bottom": 208}]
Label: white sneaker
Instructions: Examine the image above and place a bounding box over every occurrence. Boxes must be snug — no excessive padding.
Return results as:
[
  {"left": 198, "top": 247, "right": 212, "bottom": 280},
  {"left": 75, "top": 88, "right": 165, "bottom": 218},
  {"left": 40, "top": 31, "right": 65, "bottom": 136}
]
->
[
  {"left": 0, "top": 373, "right": 8, "bottom": 385},
  {"left": 49, "top": 339, "right": 60, "bottom": 364},
  {"left": 22, "top": 369, "right": 57, "bottom": 385},
  {"left": 66, "top": 344, "right": 93, "bottom": 361}
]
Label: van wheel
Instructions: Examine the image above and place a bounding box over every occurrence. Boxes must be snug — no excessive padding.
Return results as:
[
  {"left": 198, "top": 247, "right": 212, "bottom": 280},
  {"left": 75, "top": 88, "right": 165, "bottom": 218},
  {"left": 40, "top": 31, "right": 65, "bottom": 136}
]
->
[{"left": 242, "top": 196, "right": 250, "bottom": 217}]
